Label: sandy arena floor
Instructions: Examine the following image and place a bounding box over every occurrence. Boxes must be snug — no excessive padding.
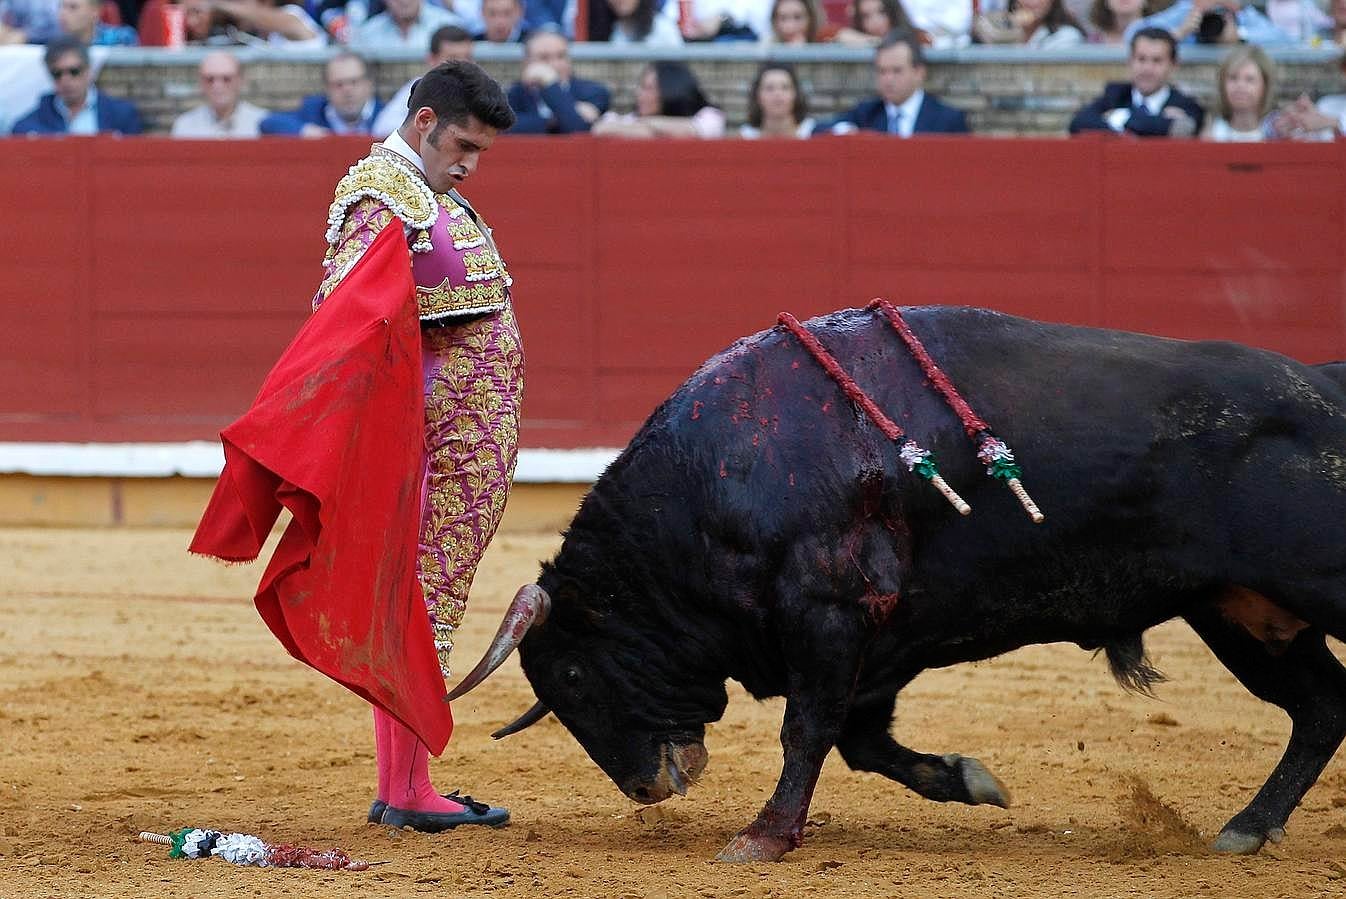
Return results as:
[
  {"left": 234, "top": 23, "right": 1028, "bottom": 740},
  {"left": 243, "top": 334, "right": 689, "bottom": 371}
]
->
[{"left": 3, "top": 523, "right": 1346, "bottom": 898}]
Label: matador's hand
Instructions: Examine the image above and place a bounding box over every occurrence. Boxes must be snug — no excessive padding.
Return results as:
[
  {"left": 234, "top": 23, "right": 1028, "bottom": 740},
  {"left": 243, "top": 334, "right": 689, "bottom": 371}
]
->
[{"left": 433, "top": 622, "right": 455, "bottom": 678}]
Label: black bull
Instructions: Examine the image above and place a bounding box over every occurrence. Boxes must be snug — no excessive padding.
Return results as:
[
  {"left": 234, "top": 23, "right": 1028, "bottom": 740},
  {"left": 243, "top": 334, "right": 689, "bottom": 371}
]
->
[{"left": 451, "top": 306, "right": 1346, "bottom": 862}]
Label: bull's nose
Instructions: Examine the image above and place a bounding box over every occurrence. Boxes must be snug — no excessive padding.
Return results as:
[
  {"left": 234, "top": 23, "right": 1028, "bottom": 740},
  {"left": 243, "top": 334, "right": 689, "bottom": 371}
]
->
[{"left": 625, "top": 782, "right": 672, "bottom": 804}]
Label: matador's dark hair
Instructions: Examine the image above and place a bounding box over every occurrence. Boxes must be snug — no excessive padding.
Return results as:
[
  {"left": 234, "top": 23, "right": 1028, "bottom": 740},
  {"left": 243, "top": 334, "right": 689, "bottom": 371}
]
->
[{"left": 406, "top": 60, "right": 516, "bottom": 132}]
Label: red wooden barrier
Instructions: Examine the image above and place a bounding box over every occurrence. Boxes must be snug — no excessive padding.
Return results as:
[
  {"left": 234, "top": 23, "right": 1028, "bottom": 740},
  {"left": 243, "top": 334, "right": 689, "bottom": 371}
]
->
[{"left": 1, "top": 136, "right": 1342, "bottom": 448}]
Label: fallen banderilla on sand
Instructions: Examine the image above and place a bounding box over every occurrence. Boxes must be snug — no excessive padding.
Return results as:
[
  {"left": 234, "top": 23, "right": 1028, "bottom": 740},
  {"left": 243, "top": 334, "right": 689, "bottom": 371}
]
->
[{"left": 139, "top": 827, "right": 386, "bottom": 871}]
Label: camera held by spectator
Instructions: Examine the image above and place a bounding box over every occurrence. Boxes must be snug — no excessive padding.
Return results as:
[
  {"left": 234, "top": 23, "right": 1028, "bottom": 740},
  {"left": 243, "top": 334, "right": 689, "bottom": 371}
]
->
[{"left": 1196, "top": 4, "right": 1237, "bottom": 42}]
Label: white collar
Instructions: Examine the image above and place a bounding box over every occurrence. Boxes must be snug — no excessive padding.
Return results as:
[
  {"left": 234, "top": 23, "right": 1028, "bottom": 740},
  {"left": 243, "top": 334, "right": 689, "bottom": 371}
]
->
[
  {"left": 1131, "top": 85, "right": 1171, "bottom": 114},
  {"left": 382, "top": 128, "right": 427, "bottom": 177},
  {"left": 885, "top": 90, "right": 925, "bottom": 122}
]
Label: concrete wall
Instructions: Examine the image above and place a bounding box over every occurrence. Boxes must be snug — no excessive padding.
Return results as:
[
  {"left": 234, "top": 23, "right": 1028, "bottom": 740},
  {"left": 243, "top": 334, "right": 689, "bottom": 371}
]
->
[{"left": 89, "top": 44, "right": 1346, "bottom": 136}]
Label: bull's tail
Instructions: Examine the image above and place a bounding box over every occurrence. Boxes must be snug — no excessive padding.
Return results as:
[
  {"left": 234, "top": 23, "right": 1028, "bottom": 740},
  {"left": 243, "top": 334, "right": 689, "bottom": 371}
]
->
[{"left": 1101, "top": 635, "right": 1166, "bottom": 697}]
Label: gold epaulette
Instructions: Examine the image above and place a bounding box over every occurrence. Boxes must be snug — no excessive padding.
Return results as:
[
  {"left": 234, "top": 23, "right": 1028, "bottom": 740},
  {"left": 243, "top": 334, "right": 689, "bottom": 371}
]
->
[{"left": 325, "top": 151, "right": 438, "bottom": 254}]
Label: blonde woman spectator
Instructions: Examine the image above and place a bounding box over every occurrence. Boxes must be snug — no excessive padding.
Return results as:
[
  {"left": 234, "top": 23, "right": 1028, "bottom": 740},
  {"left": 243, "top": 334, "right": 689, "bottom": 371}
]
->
[
  {"left": 1204, "top": 44, "right": 1273, "bottom": 141},
  {"left": 592, "top": 61, "right": 725, "bottom": 138},
  {"left": 976, "top": 0, "right": 1084, "bottom": 45},
  {"left": 587, "top": 0, "right": 682, "bottom": 45},
  {"left": 1087, "top": 0, "right": 1149, "bottom": 43},
  {"left": 833, "top": 0, "right": 917, "bottom": 47},
  {"left": 739, "top": 63, "right": 815, "bottom": 137},
  {"left": 766, "top": 0, "right": 820, "bottom": 43}
]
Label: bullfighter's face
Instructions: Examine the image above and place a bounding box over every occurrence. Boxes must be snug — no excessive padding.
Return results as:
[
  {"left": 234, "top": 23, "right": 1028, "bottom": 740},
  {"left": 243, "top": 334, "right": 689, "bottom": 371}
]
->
[
  {"left": 518, "top": 571, "right": 723, "bottom": 804},
  {"left": 414, "top": 112, "right": 498, "bottom": 194}
]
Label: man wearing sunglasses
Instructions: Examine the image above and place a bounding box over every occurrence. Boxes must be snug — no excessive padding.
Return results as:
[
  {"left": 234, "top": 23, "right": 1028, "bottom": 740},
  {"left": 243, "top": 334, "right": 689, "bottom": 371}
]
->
[{"left": 11, "top": 37, "right": 142, "bottom": 135}]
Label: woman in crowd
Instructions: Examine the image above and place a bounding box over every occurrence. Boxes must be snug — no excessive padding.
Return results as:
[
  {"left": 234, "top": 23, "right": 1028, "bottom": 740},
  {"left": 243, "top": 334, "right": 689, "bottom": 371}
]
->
[
  {"left": 1204, "top": 45, "right": 1274, "bottom": 142},
  {"left": 739, "top": 63, "right": 815, "bottom": 137},
  {"left": 976, "top": 0, "right": 1083, "bottom": 46},
  {"left": 766, "top": 0, "right": 822, "bottom": 43},
  {"left": 1087, "top": 0, "right": 1149, "bottom": 43},
  {"left": 588, "top": 0, "right": 683, "bottom": 46},
  {"left": 832, "top": 0, "right": 918, "bottom": 47},
  {"left": 592, "top": 60, "right": 726, "bottom": 138}
]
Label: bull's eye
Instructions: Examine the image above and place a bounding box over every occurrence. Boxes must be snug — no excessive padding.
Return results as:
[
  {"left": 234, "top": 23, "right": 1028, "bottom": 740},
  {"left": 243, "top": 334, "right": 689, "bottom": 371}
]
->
[{"left": 561, "top": 665, "right": 583, "bottom": 687}]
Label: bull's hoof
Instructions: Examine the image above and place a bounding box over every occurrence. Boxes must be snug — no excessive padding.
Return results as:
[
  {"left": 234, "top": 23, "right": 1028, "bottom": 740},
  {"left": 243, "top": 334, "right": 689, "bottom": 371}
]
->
[
  {"left": 943, "top": 754, "right": 1011, "bottom": 808},
  {"left": 715, "top": 832, "right": 794, "bottom": 863},
  {"left": 1212, "top": 826, "right": 1283, "bottom": 855}
]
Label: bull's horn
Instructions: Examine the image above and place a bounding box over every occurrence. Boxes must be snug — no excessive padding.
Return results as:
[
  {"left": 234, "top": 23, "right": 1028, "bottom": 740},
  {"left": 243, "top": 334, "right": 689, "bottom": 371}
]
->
[
  {"left": 491, "top": 700, "right": 551, "bottom": 739},
  {"left": 446, "top": 584, "right": 551, "bottom": 700}
]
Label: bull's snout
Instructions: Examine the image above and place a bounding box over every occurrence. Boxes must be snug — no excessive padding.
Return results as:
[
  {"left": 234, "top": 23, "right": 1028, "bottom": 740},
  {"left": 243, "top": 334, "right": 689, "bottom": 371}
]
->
[{"left": 623, "top": 742, "right": 709, "bottom": 804}]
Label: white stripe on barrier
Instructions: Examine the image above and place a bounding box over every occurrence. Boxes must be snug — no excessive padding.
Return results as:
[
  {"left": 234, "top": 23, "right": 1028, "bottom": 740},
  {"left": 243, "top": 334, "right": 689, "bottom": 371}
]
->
[{"left": 0, "top": 443, "right": 620, "bottom": 483}]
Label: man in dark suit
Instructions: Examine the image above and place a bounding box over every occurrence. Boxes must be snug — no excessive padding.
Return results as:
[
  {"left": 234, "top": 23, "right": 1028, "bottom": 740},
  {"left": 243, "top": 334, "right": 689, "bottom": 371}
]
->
[
  {"left": 819, "top": 29, "right": 969, "bottom": 137},
  {"left": 11, "top": 38, "right": 142, "bottom": 136},
  {"left": 260, "top": 52, "right": 384, "bottom": 137},
  {"left": 1069, "top": 27, "right": 1204, "bottom": 137},
  {"left": 506, "top": 27, "right": 610, "bottom": 134}
]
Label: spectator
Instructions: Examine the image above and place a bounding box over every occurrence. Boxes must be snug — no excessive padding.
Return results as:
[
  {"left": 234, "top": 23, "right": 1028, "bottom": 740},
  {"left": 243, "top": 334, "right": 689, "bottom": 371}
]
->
[
  {"left": 476, "top": 0, "right": 525, "bottom": 40},
  {"left": 683, "top": 0, "right": 772, "bottom": 41},
  {"left": 588, "top": 0, "right": 682, "bottom": 45},
  {"left": 765, "top": 0, "right": 822, "bottom": 43},
  {"left": 260, "top": 51, "right": 382, "bottom": 136},
  {"left": 57, "top": 0, "right": 137, "bottom": 44},
  {"left": 1087, "top": 0, "right": 1151, "bottom": 44},
  {"left": 1271, "top": 53, "right": 1345, "bottom": 138},
  {"left": 903, "top": 0, "right": 971, "bottom": 47},
  {"left": 1203, "top": 44, "right": 1273, "bottom": 141},
  {"left": 739, "top": 62, "right": 815, "bottom": 138},
  {"left": 0, "top": 0, "right": 59, "bottom": 43},
  {"left": 975, "top": 0, "right": 1084, "bottom": 45},
  {"left": 1068, "top": 27, "right": 1203, "bottom": 136},
  {"left": 1263, "top": 0, "right": 1332, "bottom": 44},
  {"left": 1275, "top": 94, "right": 1345, "bottom": 139},
  {"left": 819, "top": 29, "right": 969, "bottom": 135},
  {"left": 171, "top": 50, "right": 267, "bottom": 138},
  {"left": 1125, "top": 0, "right": 1292, "bottom": 46},
  {"left": 182, "top": 0, "right": 326, "bottom": 47},
  {"left": 592, "top": 60, "right": 725, "bottom": 138},
  {"left": 352, "top": 0, "right": 462, "bottom": 48},
  {"left": 523, "top": 0, "right": 567, "bottom": 34},
  {"left": 507, "top": 27, "right": 610, "bottom": 133},
  {"left": 372, "top": 23, "right": 473, "bottom": 137},
  {"left": 1332, "top": 0, "right": 1346, "bottom": 43},
  {"left": 832, "top": 0, "right": 917, "bottom": 48},
  {"left": 11, "top": 37, "right": 142, "bottom": 134}
]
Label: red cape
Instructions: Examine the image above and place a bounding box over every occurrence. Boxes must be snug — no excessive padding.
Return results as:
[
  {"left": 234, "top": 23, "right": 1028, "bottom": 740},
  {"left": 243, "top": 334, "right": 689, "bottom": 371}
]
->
[{"left": 191, "top": 225, "right": 453, "bottom": 754}]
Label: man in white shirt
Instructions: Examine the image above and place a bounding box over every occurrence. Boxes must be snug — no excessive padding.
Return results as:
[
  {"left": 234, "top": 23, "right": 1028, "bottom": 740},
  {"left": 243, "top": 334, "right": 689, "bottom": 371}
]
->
[
  {"left": 352, "top": 0, "right": 464, "bottom": 50},
  {"left": 171, "top": 51, "right": 268, "bottom": 138}
]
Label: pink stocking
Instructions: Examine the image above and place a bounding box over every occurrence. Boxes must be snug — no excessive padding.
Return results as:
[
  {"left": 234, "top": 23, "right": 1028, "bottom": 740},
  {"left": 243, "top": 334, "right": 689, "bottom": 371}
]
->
[
  {"left": 375, "top": 706, "right": 467, "bottom": 814},
  {"left": 373, "top": 707, "right": 391, "bottom": 802}
]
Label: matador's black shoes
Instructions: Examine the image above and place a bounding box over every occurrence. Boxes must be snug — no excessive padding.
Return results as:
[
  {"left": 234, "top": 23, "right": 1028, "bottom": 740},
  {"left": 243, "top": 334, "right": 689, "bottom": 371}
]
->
[{"left": 369, "top": 791, "right": 510, "bottom": 832}]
